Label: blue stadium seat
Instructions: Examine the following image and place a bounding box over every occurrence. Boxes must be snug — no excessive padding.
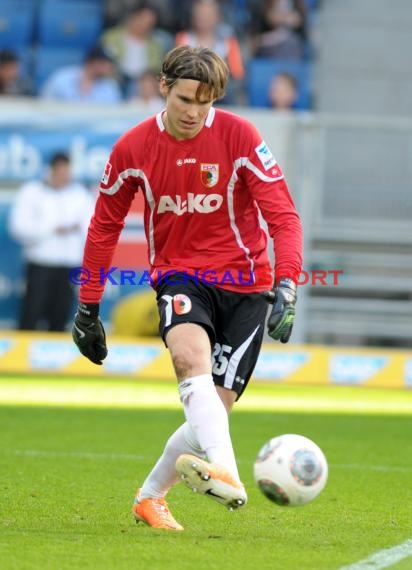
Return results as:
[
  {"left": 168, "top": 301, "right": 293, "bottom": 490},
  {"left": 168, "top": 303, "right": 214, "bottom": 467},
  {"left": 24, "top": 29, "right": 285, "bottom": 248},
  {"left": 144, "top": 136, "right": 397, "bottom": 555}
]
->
[
  {"left": 34, "top": 46, "right": 86, "bottom": 92},
  {"left": 14, "top": 46, "right": 34, "bottom": 78},
  {"left": 37, "top": 0, "right": 103, "bottom": 48},
  {"left": 304, "top": 0, "right": 319, "bottom": 10},
  {"left": 247, "top": 59, "right": 312, "bottom": 110},
  {"left": 0, "top": 1, "right": 36, "bottom": 49},
  {"left": 50, "top": 0, "right": 102, "bottom": 2}
]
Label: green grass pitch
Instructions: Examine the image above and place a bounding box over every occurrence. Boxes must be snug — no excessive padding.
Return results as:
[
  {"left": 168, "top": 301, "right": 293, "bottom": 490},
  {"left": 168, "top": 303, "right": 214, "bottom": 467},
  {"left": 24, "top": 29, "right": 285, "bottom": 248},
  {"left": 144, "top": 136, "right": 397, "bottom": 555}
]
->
[{"left": 1, "top": 375, "right": 411, "bottom": 570}]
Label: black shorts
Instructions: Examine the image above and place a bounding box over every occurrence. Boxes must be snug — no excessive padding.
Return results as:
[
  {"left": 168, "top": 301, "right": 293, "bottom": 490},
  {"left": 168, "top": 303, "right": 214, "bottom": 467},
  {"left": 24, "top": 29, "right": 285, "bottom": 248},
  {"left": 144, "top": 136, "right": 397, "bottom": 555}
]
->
[{"left": 155, "top": 274, "right": 268, "bottom": 398}]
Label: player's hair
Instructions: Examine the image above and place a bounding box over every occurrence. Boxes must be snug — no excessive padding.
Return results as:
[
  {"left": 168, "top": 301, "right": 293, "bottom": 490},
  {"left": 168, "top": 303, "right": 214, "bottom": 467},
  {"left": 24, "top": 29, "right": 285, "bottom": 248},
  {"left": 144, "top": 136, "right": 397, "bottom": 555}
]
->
[
  {"left": 0, "top": 50, "right": 18, "bottom": 65},
  {"left": 49, "top": 152, "right": 70, "bottom": 167},
  {"left": 161, "top": 46, "right": 228, "bottom": 101},
  {"left": 274, "top": 71, "right": 298, "bottom": 89}
]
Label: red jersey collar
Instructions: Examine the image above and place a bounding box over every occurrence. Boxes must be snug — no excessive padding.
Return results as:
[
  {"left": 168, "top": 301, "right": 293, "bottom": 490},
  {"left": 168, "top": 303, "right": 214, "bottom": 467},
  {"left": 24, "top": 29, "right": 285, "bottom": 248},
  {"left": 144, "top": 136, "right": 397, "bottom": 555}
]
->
[{"left": 156, "top": 107, "right": 216, "bottom": 133}]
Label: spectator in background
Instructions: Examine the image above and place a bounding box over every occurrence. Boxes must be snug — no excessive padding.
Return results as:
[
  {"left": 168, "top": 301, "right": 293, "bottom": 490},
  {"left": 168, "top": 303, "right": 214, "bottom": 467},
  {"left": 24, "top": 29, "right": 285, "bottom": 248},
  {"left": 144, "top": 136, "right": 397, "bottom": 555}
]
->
[
  {"left": 250, "top": 0, "right": 308, "bottom": 59},
  {"left": 128, "top": 69, "right": 164, "bottom": 111},
  {"left": 104, "top": 0, "right": 141, "bottom": 27},
  {"left": 171, "top": 0, "right": 236, "bottom": 34},
  {"left": 40, "top": 46, "right": 122, "bottom": 104},
  {"left": 101, "top": 3, "right": 173, "bottom": 92},
  {"left": 268, "top": 71, "right": 298, "bottom": 110},
  {"left": 8, "top": 152, "right": 95, "bottom": 332},
  {"left": 175, "top": 0, "right": 245, "bottom": 103},
  {"left": 0, "top": 50, "right": 31, "bottom": 96},
  {"left": 104, "top": 0, "right": 174, "bottom": 32}
]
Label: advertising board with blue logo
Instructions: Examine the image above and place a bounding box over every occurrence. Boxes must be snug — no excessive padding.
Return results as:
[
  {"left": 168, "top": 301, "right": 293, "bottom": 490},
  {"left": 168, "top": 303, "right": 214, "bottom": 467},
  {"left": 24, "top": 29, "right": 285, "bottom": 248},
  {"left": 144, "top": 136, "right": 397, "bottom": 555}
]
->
[
  {"left": 0, "top": 333, "right": 411, "bottom": 388},
  {"left": 0, "top": 109, "right": 149, "bottom": 183}
]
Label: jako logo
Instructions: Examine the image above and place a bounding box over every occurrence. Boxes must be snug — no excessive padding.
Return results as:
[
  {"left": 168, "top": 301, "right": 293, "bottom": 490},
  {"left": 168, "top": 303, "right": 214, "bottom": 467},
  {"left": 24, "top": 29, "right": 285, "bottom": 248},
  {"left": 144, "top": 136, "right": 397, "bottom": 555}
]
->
[
  {"left": 176, "top": 158, "right": 197, "bottom": 166},
  {"left": 157, "top": 193, "right": 223, "bottom": 215}
]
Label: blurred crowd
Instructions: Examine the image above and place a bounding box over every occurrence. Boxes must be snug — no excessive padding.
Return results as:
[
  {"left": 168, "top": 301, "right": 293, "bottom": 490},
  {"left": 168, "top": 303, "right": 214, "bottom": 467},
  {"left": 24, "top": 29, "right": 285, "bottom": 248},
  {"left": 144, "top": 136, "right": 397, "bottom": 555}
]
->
[{"left": 0, "top": 0, "right": 317, "bottom": 110}]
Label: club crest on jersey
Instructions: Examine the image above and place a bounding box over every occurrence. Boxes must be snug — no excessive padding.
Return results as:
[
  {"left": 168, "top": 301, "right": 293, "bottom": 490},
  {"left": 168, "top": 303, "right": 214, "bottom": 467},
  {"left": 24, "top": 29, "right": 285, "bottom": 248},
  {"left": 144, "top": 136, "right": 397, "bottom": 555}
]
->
[
  {"left": 173, "top": 294, "right": 192, "bottom": 315},
  {"left": 101, "top": 161, "right": 112, "bottom": 185},
  {"left": 200, "top": 163, "right": 219, "bottom": 188}
]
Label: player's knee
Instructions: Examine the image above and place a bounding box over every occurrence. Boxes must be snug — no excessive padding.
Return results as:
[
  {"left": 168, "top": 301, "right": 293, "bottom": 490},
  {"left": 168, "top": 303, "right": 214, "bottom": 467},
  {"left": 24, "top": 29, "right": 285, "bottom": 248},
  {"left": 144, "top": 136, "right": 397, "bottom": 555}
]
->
[
  {"left": 172, "top": 348, "right": 197, "bottom": 379},
  {"left": 167, "top": 324, "right": 212, "bottom": 379},
  {"left": 171, "top": 343, "right": 212, "bottom": 380}
]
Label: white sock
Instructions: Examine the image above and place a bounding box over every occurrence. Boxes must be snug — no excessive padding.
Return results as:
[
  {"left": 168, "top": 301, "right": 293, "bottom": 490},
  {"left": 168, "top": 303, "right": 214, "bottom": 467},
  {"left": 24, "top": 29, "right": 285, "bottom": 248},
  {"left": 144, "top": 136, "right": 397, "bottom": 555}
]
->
[
  {"left": 178, "top": 374, "right": 240, "bottom": 482},
  {"left": 139, "top": 422, "right": 205, "bottom": 500}
]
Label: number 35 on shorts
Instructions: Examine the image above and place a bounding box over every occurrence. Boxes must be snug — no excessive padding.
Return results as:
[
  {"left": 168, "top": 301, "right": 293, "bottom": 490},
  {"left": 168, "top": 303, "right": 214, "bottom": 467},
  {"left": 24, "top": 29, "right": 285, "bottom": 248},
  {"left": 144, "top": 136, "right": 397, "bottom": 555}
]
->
[{"left": 212, "top": 343, "right": 232, "bottom": 375}]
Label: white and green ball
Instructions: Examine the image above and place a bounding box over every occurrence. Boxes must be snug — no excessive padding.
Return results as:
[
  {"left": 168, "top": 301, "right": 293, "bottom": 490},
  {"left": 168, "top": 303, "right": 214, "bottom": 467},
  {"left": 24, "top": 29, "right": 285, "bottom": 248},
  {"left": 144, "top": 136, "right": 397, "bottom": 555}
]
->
[{"left": 254, "top": 434, "right": 328, "bottom": 506}]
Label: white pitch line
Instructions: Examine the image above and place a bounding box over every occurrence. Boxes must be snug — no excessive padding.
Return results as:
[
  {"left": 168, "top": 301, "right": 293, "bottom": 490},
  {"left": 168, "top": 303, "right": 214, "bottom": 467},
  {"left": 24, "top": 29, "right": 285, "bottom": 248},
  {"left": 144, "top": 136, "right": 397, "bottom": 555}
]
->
[
  {"left": 339, "top": 539, "right": 412, "bottom": 569},
  {"left": 4, "top": 451, "right": 412, "bottom": 474},
  {"left": 331, "top": 463, "right": 412, "bottom": 473},
  {"left": 3, "top": 449, "right": 145, "bottom": 461}
]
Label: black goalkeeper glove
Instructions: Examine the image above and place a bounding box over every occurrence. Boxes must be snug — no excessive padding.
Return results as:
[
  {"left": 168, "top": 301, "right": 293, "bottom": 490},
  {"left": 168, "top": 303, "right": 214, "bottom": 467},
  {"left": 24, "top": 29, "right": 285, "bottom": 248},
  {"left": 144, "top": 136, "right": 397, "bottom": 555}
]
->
[
  {"left": 261, "top": 278, "right": 297, "bottom": 343},
  {"left": 72, "top": 303, "right": 108, "bottom": 365}
]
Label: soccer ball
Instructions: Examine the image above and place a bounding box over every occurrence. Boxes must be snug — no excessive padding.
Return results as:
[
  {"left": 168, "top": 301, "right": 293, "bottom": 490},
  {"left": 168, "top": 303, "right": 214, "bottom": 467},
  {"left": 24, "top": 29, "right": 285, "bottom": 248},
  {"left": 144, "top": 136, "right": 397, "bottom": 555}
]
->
[{"left": 253, "top": 434, "right": 328, "bottom": 506}]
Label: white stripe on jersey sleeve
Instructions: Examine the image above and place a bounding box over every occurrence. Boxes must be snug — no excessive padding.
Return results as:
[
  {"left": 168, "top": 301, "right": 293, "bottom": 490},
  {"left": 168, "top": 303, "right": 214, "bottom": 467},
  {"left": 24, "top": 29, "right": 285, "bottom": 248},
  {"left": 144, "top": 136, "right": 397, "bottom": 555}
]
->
[
  {"left": 100, "top": 168, "right": 156, "bottom": 265},
  {"left": 245, "top": 159, "right": 285, "bottom": 182},
  {"left": 100, "top": 168, "right": 143, "bottom": 196}
]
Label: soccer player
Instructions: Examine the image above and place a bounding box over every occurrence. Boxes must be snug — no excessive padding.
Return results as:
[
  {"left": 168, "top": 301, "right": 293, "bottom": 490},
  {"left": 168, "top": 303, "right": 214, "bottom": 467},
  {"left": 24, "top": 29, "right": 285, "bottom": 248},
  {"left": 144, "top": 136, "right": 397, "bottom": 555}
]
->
[{"left": 72, "top": 46, "right": 302, "bottom": 531}]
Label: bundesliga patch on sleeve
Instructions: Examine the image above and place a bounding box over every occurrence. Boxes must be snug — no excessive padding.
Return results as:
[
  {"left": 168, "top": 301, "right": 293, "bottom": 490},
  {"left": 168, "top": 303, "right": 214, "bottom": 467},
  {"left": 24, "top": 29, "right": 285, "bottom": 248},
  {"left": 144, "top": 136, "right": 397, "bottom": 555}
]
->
[
  {"left": 255, "top": 141, "right": 277, "bottom": 171},
  {"left": 101, "top": 161, "right": 112, "bottom": 185}
]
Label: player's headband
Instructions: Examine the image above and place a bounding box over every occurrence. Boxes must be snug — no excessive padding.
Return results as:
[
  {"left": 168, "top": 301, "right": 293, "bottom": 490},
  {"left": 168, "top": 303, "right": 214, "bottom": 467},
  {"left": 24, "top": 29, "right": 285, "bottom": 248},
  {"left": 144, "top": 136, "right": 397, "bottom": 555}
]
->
[{"left": 167, "top": 74, "right": 205, "bottom": 82}]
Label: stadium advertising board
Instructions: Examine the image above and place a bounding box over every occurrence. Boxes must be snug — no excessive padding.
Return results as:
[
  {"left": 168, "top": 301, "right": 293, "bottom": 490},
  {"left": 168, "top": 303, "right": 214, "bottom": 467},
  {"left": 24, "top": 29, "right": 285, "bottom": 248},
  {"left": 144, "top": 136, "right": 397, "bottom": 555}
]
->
[{"left": 0, "top": 332, "right": 410, "bottom": 388}]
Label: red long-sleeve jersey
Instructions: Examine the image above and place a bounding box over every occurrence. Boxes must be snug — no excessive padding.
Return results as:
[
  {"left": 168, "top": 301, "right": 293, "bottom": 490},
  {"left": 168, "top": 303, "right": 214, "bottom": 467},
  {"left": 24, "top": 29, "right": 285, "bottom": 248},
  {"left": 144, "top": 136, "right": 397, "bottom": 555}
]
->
[{"left": 80, "top": 107, "right": 302, "bottom": 302}]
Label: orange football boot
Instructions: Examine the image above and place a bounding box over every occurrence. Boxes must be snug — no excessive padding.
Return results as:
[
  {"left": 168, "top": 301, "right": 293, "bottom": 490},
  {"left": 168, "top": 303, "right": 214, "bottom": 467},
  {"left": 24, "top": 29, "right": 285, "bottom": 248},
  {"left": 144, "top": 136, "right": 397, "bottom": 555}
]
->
[
  {"left": 133, "top": 489, "right": 184, "bottom": 531},
  {"left": 175, "top": 454, "right": 247, "bottom": 510}
]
